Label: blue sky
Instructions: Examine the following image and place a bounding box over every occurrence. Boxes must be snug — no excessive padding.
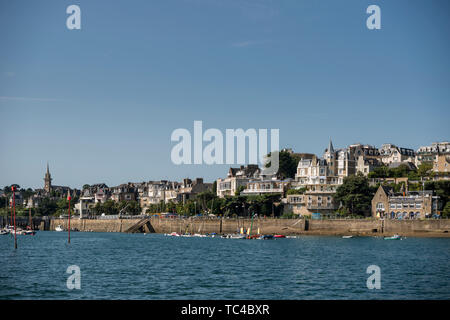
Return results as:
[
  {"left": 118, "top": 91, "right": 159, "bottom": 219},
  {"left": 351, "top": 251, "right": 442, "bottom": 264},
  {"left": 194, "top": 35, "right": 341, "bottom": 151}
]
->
[{"left": 0, "top": 0, "right": 449, "bottom": 189}]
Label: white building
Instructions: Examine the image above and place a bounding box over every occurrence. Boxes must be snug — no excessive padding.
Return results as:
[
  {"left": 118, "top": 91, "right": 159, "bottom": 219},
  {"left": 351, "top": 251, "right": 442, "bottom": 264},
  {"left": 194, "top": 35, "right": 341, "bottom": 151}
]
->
[{"left": 216, "top": 165, "right": 261, "bottom": 198}]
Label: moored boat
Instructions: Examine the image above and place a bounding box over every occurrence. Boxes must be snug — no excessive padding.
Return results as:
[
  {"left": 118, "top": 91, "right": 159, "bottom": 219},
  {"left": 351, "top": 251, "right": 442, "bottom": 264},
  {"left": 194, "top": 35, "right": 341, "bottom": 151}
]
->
[
  {"left": 55, "top": 225, "right": 64, "bottom": 232},
  {"left": 223, "top": 234, "right": 246, "bottom": 239},
  {"left": 384, "top": 234, "right": 401, "bottom": 240},
  {"left": 274, "top": 234, "right": 286, "bottom": 238},
  {"left": 0, "top": 229, "right": 10, "bottom": 235},
  {"left": 193, "top": 233, "right": 207, "bottom": 237},
  {"left": 342, "top": 235, "right": 353, "bottom": 239},
  {"left": 259, "top": 235, "right": 274, "bottom": 240}
]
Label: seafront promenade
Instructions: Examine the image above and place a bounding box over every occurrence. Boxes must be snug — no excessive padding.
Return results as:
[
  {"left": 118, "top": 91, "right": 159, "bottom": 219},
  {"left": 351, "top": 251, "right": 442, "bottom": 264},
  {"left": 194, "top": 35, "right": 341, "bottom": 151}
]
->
[{"left": 44, "top": 217, "right": 450, "bottom": 238}]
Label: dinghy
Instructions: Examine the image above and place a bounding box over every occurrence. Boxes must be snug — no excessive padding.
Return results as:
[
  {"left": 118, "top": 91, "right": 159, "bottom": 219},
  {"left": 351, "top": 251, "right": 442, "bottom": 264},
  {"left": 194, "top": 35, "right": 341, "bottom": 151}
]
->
[{"left": 384, "top": 234, "right": 401, "bottom": 240}]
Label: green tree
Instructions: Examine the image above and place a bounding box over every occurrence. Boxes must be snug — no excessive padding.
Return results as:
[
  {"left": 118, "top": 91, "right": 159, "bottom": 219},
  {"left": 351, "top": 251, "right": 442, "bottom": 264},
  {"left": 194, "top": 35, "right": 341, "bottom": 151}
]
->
[
  {"left": 335, "top": 173, "right": 373, "bottom": 216},
  {"left": 388, "top": 164, "right": 413, "bottom": 178},
  {"left": 196, "top": 191, "right": 217, "bottom": 210},
  {"left": 425, "top": 180, "right": 450, "bottom": 217},
  {"left": 235, "top": 185, "right": 246, "bottom": 196},
  {"left": 286, "top": 187, "right": 306, "bottom": 195},
  {"left": 36, "top": 198, "right": 58, "bottom": 216},
  {"left": 265, "top": 150, "right": 301, "bottom": 179},
  {"left": 368, "top": 165, "right": 389, "bottom": 178},
  {"left": 417, "top": 162, "right": 433, "bottom": 178},
  {"left": 442, "top": 201, "right": 450, "bottom": 218}
]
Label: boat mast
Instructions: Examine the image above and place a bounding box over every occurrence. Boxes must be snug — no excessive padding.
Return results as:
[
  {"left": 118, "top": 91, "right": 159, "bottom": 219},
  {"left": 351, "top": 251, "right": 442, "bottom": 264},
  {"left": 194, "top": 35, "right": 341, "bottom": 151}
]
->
[
  {"left": 248, "top": 213, "right": 254, "bottom": 238},
  {"left": 10, "top": 190, "right": 13, "bottom": 227},
  {"left": 12, "top": 186, "right": 17, "bottom": 249},
  {"left": 28, "top": 208, "right": 31, "bottom": 229},
  {"left": 67, "top": 190, "right": 71, "bottom": 244}
]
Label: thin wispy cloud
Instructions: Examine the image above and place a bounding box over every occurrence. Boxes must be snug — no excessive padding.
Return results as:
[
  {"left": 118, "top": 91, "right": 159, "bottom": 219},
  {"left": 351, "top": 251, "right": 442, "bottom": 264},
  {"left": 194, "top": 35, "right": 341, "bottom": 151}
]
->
[
  {"left": 231, "top": 40, "right": 269, "bottom": 48},
  {"left": 0, "top": 96, "right": 63, "bottom": 102},
  {"left": 184, "top": 0, "right": 279, "bottom": 20}
]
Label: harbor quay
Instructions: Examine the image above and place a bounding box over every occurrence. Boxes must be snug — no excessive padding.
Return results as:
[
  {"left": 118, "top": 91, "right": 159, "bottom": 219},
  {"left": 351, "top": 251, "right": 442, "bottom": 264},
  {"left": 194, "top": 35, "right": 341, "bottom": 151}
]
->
[{"left": 40, "top": 217, "right": 450, "bottom": 237}]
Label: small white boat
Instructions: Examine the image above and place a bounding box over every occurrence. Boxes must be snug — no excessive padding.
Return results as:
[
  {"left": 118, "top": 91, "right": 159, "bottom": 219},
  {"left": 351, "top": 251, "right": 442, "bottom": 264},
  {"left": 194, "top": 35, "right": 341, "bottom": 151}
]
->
[
  {"left": 227, "top": 234, "right": 246, "bottom": 239},
  {"left": 384, "top": 234, "right": 401, "bottom": 240},
  {"left": 0, "top": 229, "right": 10, "bottom": 235},
  {"left": 165, "top": 232, "right": 180, "bottom": 237},
  {"left": 193, "top": 233, "right": 207, "bottom": 237},
  {"left": 342, "top": 235, "right": 353, "bottom": 239},
  {"left": 9, "top": 228, "right": 24, "bottom": 235},
  {"left": 55, "top": 225, "right": 64, "bottom": 232}
]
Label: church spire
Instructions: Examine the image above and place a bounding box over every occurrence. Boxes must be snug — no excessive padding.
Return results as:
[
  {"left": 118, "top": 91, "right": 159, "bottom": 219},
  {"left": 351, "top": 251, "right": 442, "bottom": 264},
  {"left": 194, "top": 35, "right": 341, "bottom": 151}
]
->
[
  {"left": 44, "top": 162, "right": 52, "bottom": 193},
  {"left": 328, "top": 139, "right": 334, "bottom": 153}
]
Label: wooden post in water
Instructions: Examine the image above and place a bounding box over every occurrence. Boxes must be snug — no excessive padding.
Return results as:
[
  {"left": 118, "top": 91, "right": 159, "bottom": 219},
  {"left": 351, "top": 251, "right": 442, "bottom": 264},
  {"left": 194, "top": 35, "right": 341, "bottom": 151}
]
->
[
  {"left": 29, "top": 208, "right": 32, "bottom": 230},
  {"left": 10, "top": 192, "right": 13, "bottom": 228},
  {"left": 67, "top": 191, "right": 71, "bottom": 244},
  {"left": 12, "top": 186, "right": 17, "bottom": 249}
]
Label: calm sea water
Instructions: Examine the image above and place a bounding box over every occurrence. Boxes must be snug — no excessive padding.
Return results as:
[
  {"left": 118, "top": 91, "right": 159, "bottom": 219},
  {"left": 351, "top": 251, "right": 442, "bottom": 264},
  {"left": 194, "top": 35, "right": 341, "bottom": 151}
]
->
[{"left": 0, "top": 232, "right": 449, "bottom": 300}]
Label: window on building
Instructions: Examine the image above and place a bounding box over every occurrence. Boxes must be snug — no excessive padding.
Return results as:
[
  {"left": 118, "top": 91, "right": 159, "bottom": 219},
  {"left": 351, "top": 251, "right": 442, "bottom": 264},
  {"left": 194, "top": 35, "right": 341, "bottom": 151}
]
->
[{"left": 376, "top": 203, "right": 385, "bottom": 210}]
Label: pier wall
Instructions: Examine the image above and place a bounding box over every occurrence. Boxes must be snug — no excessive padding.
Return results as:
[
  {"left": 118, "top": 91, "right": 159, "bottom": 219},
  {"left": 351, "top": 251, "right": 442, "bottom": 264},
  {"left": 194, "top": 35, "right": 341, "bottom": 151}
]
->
[
  {"left": 50, "top": 218, "right": 140, "bottom": 232},
  {"left": 384, "top": 219, "right": 450, "bottom": 235},
  {"left": 149, "top": 217, "right": 305, "bottom": 235},
  {"left": 48, "top": 217, "right": 450, "bottom": 237},
  {"left": 307, "top": 219, "right": 381, "bottom": 235}
]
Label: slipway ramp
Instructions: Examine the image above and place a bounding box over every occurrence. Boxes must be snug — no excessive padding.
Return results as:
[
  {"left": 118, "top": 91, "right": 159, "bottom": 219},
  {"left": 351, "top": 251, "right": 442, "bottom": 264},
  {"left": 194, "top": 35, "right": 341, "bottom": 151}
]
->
[{"left": 124, "top": 218, "right": 154, "bottom": 233}]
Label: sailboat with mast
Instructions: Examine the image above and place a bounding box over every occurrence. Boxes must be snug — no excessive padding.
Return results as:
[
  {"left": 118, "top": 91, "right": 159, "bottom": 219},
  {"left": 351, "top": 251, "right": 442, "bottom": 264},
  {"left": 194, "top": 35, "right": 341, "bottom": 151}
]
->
[
  {"left": 1, "top": 212, "right": 10, "bottom": 235},
  {"left": 23, "top": 208, "right": 37, "bottom": 235}
]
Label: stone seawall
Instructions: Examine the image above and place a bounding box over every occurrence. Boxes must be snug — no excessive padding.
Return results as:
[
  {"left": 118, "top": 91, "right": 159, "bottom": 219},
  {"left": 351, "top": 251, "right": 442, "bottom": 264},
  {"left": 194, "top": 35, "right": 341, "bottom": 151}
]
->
[
  {"left": 149, "top": 217, "right": 305, "bottom": 235},
  {"left": 49, "top": 218, "right": 450, "bottom": 237},
  {"left": 50, "top": 219, "right": 141, "bottom": 233},
  {"left": 384, "top": 219, "right": 450, "bottom": 235},
  {"left": 307, "top": 219, "right": 381, "bottom": 235}
]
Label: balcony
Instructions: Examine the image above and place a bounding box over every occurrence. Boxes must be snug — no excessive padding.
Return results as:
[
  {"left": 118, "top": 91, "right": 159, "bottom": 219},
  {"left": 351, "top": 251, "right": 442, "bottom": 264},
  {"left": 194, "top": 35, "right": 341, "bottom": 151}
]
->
[
  {"left": 307, "top": 204, "right": 336, "bottom": 210},
  {"left": 241, "top": 188, "right": 283, "bottom": 195}
]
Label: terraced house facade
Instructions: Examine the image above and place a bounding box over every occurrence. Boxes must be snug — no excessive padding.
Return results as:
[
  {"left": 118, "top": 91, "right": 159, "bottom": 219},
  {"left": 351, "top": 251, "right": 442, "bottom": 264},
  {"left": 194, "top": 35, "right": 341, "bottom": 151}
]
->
[{"left": 372, "top": 185, "right": 442, "bottom": 219}]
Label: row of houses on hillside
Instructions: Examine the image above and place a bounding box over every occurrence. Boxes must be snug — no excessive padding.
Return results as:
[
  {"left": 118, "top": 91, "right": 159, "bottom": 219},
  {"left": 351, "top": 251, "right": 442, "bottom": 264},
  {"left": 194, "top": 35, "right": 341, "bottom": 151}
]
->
[
  {"left": 214, "top": 140, "right": 449, "bottom": 219},
  {"left": 2, "top": 141, "right": 448, "bottom": 219},
  {"left": 75, "top": 178, "right": 213, "bottom": 216}
]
